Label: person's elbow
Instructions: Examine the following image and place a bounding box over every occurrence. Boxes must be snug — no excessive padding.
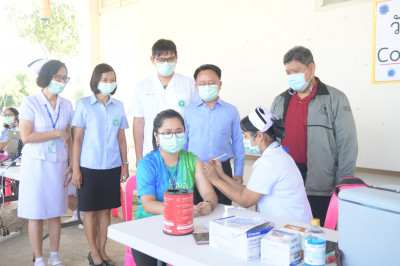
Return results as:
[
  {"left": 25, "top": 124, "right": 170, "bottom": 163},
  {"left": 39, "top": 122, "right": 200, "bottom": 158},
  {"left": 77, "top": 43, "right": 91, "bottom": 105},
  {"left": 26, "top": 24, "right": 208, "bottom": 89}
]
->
[
  {"left": 142, "top": 202, "right": 151, "bottom": 213},
  {"left": 20, "top": 132, "right": 31, "bottom": 144},
  {"left": 20, "top": 135, "right": 28, "bottom": 144},
  {"left": 240, "top": 201, "right": 255, "bottom": 208}
]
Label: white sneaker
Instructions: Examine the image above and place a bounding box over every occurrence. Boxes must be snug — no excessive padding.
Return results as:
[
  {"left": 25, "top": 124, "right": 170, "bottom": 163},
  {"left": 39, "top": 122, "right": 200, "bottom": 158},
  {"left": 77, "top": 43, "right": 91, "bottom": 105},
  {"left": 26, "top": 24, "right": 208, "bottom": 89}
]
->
[
  {"left": 78, "top": 224, "right": 84, "bottom": 229},
  {"left": 48, "top": 258, "right": 65, "bottom": 266},
  {"left": 65, "top": 213, "right": 78, "bottom": 223}
]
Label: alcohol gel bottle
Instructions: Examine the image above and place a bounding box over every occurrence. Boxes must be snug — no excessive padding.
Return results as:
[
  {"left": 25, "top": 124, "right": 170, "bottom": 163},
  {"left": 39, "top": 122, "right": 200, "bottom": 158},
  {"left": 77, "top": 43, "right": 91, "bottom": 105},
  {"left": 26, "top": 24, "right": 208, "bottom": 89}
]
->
[{"left": 303, "top": 218, "right": 326, "bottom": 266}]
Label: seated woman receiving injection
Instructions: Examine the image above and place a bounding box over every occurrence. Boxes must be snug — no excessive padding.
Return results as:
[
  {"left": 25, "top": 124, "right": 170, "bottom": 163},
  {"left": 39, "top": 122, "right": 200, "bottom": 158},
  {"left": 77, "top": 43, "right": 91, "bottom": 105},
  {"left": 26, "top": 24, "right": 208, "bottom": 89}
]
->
[
  {"left": 203, "top": 106, "right": 312, "bottom": 224},
  {"left": 135, "top": 109, "right": 218, "bottom": 219},
  {"left": 132, "top": 109, "right": 218, "bottom": 266}
]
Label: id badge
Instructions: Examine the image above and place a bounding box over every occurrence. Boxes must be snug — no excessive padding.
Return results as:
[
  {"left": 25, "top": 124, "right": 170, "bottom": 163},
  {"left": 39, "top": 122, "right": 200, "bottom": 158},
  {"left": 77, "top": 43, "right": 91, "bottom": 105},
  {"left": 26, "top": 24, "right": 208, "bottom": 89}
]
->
[{"left": 48, "top": 139, "right": 56, "bottom": 153}]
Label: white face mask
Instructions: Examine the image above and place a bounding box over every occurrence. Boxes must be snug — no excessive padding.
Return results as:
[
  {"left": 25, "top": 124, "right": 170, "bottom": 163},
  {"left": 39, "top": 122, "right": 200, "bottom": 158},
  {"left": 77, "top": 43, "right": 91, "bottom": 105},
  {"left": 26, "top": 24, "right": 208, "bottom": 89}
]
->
[{"left": 4, "top": 115, "right": 15, "bottom": 126}]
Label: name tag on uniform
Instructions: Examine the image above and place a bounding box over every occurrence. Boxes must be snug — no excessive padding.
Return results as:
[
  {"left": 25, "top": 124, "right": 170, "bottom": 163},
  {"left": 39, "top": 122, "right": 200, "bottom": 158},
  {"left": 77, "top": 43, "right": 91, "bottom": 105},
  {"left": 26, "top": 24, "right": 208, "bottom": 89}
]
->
[{"left": 48, "top": 139, "right": 56, "bottom": 153}]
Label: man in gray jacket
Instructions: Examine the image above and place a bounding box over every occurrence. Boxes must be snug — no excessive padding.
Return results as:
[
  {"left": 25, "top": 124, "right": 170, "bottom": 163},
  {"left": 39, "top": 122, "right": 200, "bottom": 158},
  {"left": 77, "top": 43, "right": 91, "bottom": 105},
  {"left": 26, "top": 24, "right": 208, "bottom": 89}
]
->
[{"left": 271, "top": 46, "right": 358, "bottom": 226}]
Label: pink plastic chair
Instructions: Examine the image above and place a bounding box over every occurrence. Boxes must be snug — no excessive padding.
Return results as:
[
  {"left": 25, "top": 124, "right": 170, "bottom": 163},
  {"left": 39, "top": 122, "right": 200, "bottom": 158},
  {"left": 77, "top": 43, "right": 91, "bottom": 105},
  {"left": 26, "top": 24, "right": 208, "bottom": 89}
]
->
[
  {"left": 111, "top": 166, "right": 127, "bottom": 220},
  {"left": 123, "top": 175, "right": 137, "bottom": 266},
  {"left": 324, "top": 177, "right": 369, "bottom": 230},
  {"left": 4, "top": 178, "right": 12, "bottom": 204}
]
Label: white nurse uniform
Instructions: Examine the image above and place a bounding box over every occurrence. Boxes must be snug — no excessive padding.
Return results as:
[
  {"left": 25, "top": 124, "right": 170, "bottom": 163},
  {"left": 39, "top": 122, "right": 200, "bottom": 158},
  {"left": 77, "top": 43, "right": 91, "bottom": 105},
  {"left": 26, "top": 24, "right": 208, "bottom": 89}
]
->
[
  {"left": 247, "top": 141, "right": 313, "bottom": 224},
  {"left": 17, "top": 91, "right": 73, "bottom": 219}
]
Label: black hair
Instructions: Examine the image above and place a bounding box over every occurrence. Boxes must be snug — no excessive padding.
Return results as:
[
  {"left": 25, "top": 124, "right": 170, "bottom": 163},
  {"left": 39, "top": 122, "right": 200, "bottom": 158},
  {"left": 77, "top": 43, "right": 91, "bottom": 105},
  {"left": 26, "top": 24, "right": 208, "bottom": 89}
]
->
[
  {"left": 152, "top": 109, "right": 185, "bottom": 150},
  {"left": 193, "top": 64, "right": 222, "bottom": 80},
  {"left": 36, "top": 60, "right": 68, "bottom": 88},
  {"left": 240, "top": 116, "right": 285, "bottom": 142},
  {"left": 90, "top": 63, "right": 117, "bottom": 95},
  {"left": 283, "top": 46, "right": 314, "bottom": 66},
  {"left": 3, "top": 107, "right": 19, "bottom": 129},
  {"left": 152, "top": 39, "right": 177, "bottom": 57}
]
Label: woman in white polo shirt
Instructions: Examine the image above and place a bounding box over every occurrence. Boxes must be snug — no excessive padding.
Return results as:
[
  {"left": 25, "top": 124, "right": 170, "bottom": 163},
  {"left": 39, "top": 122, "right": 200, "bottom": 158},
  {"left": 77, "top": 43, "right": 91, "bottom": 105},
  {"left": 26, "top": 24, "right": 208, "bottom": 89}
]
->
[
  {"left": 203, "top": 106, "right": 312, "bottom": 224},
  {"left": 71, "top": 63, "right": 129, "bottom": 266}
]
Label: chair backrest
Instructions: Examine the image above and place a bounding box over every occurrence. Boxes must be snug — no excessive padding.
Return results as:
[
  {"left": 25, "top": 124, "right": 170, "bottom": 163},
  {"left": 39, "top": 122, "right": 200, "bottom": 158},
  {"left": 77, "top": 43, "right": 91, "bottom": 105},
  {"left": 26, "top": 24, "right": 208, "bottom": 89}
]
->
[
  {"left": 124, "top": 175, "right": 137, "bottom": 221},
  {"left": 324, "top": 177, "right": 369, "bottom": 230}
]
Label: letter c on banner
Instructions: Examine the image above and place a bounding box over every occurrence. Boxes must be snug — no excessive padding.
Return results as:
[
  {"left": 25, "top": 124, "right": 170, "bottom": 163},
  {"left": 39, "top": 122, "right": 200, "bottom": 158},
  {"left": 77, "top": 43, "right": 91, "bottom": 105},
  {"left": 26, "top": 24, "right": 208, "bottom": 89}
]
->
[{"left": 378, "top": 47, "right": 388, "bottom": 62}]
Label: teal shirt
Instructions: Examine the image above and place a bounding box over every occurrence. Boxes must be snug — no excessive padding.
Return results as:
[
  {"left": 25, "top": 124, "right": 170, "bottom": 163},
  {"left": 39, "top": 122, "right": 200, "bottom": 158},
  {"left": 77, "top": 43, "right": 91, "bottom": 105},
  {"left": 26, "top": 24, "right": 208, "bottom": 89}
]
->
[{"left": 135, "top": 149, "right": 197, "bottom": 219}]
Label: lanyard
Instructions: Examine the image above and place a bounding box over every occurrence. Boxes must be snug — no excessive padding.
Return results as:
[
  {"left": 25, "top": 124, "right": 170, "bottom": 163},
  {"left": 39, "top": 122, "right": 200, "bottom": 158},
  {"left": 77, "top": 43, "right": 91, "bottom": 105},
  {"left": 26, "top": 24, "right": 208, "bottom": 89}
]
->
[
  {"left": 162, "top": 155, "right": 180, "bottom": 189},
  {"left": 44, "top": 104, "right": 61, "bottom": 130}
]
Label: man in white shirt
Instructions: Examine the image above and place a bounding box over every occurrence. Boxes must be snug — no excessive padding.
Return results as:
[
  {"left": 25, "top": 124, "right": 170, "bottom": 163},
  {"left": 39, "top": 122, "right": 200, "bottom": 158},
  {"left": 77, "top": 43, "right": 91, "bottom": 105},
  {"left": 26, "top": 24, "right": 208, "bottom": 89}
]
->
[{"left": 129, "top": 39, "right": 198, "bottom": 165}]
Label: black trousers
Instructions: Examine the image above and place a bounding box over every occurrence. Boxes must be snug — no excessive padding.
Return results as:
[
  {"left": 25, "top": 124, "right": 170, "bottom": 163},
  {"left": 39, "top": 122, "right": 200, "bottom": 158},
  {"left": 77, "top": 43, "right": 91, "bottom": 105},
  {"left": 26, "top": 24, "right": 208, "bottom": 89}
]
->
[
  {"left": 296, "top": 163, "right": 330, "bottom": 227},
  {"left": 193, "top": 158, "right": 233, "bottom": 205},
  {"left": 130, "top": 248, "right": 166, "bottom": 266}
]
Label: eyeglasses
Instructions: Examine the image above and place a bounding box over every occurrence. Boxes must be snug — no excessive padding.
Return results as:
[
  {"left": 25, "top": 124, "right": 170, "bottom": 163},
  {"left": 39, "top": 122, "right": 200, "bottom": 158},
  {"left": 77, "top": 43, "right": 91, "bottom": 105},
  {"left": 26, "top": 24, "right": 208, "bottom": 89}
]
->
[
  {"left": 157, "top": 131, "right": 185, "bottom": 139},
  {"left": 53, "top": 75, "right": 70, "bottom": 83},
  {"left": 155, "top": 57, "right": 176, "bottom": 64},
  {"left": 2, "top": 114, "right": 14, "bottom": 118},
  {"left": 196, "top": 80, "right": 220, "bottom": 86}
]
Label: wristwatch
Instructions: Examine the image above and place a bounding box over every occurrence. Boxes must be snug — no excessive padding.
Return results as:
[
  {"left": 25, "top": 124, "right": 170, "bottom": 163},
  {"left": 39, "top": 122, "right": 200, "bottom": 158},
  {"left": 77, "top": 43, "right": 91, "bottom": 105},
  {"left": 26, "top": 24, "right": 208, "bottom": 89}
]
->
[{"left": 122, "top": 161, "right": 129, "bottom": 165}]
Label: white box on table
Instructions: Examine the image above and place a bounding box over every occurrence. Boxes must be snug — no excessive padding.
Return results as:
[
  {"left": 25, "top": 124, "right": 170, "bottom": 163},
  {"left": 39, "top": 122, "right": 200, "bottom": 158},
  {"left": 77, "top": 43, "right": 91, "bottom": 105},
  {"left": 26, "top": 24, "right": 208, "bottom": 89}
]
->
[
  {"left": 261, "top": 229, "right": 302, "bottom": 266},
  {"left": 209, "top": 216, "right": 274, "bottom": 260}
]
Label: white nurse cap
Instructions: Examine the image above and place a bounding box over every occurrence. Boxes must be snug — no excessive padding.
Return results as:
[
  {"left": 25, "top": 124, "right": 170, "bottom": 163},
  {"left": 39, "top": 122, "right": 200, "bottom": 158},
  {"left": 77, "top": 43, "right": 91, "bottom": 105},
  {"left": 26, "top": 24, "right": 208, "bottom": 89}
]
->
[
  {"left": 248, "top": 106, "right": 275, "bottom": 132},
  {"left": 27, "top": 58, "right": 50, "bottom": 75}
]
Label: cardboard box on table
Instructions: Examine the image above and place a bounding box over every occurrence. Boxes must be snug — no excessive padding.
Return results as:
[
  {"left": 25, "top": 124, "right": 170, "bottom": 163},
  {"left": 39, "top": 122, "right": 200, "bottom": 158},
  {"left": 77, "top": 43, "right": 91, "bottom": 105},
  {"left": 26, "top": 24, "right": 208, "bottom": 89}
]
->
[
  {"left": 261, "top": 229, "right": 302, "bottom": 266},
  {"left": 209, "top": 216, "right": 274, "bottom": 260},
  {"left": 338, "top": 185, "right": 400, "bottom": 266}
]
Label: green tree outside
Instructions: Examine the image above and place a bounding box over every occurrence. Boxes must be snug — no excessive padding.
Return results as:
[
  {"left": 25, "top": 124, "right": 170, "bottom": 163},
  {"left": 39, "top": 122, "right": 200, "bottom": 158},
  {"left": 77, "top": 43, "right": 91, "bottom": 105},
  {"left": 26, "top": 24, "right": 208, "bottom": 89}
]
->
[
  {"left": 1, "top": 1, "right": 81, "bottom": 111},
  {"left": 6, "top": 1, "right": 80, "bottom": 60}
]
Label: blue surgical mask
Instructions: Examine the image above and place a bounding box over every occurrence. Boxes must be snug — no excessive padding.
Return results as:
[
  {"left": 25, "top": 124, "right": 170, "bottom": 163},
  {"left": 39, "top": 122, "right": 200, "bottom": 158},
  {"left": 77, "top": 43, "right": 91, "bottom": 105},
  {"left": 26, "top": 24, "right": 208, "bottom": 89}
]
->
[
  {"left": 48, "top": 80, "right": 66, "bottom": 95},
  {"left": 159, "top": 135, "right": 186, "bottom": 154},
  {"left": 3, "top": 115, "right": 14, "bottom": 126},
  {"left": 243, "top": 134, "right": 260, "bottom": 155},
  {"left": 98, "top": 82, "right": 117, "bottom": 96},
  {"left": 157, "top": 62, "right": 175, "bottom": 77},
  {"left": 287, "top": 66, "right": 312, "bottom": 92},
  {"left": 198, "top": 85, "right": 219, "bottom": 101}
]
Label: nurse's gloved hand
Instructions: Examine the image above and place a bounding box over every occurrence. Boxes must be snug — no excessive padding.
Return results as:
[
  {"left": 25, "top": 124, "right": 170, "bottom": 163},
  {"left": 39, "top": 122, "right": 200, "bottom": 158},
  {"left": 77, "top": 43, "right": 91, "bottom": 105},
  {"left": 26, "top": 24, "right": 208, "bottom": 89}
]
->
[
  {"left": 210, "top": 159, "right": 224, "bottom": 177},
  {"left": 202, "top": 161, "right": 219, "bottom": 184}
]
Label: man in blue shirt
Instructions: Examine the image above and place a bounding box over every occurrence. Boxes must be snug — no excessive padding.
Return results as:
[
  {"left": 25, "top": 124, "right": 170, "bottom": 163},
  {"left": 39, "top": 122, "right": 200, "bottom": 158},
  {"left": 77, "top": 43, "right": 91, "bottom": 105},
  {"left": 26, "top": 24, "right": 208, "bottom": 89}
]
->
[{"left": 184, "top": 64, "right": 245, "bottom": 205}]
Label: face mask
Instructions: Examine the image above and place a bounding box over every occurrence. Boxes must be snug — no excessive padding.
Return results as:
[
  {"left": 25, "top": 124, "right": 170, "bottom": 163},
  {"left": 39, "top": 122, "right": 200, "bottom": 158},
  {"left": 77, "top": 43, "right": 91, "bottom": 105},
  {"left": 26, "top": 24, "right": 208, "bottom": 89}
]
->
[
  {"left": 243, "top": 134, "right": 260, "bottom": 155},
  {"left": 48, "top": 80, "right": 66, "bottom": 94},
  {"left": 98, "top": 82, "right": 117, "bottom": 96},
  {"left": 157, "top": 62, "right": 175, "bottom": 77},
  {"left": 287, "top": 66, "right": 312, "bottom": 92},
  {"left": 159, "top": 134, "right": 186, "bottom": 154},
  {"left": 4, "top": 115, "right": 14, "bottom": 126},
  {"left": 198, "top": 85, "right": 219, "bottom": 101}
]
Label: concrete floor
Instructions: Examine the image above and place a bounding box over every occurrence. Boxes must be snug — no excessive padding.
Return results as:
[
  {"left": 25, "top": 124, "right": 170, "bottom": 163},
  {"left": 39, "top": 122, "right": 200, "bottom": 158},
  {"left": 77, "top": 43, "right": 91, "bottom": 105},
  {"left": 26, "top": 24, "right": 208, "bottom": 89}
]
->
[{"left": 0, "top": 199, "right": 139, "bottom": 266}]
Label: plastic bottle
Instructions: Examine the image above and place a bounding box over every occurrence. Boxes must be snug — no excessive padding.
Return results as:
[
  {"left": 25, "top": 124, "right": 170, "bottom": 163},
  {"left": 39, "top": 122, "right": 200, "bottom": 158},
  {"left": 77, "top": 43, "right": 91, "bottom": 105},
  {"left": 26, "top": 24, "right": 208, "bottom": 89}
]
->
[
  {"left": 223, "top": 206, "right": 234, "bottom": 218},
  {"left": 303, "top": 218, "right": 326, "bottom": 266}
]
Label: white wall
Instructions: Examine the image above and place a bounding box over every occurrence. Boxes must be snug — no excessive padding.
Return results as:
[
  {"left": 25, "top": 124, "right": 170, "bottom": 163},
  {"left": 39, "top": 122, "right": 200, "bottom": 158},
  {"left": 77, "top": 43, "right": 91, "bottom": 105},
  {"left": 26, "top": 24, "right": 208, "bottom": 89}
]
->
[{"left": 96, "top": 0, "right": 400, "bottom": 172}]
